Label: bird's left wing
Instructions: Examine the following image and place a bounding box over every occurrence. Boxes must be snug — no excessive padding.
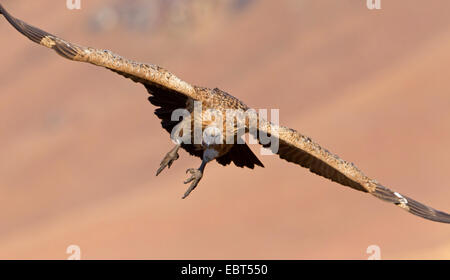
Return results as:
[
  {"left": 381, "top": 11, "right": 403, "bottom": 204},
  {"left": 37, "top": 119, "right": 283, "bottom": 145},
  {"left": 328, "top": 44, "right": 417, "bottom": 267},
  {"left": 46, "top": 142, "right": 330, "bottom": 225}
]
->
[
  {"left": 256, "top": 120, "right": 450, "bottom": 223},
  {"left": 0, "top": 3, "right": 199, "bottom": 101}
]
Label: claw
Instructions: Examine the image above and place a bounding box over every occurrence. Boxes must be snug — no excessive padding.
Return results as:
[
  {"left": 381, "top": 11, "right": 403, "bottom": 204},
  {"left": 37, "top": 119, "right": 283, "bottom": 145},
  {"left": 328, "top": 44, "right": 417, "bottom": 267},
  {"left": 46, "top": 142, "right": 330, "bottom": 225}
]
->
[
  {"left": 156, "top": 146, "right": 180, "bottom": 176},
  {"left": 184, "top": 176, "right": 195, "bottom": 184},
  {"left": 185, "top": 168, "right": 194, "bottom": 174},
  {"left": 182, "top": 168, "right": 203, "bottom": 199}
]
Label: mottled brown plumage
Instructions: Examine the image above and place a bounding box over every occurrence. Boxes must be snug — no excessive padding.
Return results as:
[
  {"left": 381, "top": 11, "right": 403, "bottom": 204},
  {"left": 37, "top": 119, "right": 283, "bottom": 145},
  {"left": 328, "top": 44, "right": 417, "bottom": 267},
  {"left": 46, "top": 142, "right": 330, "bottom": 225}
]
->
[{"left": 1, "top": 3, "right": 449, "bottom": 223}]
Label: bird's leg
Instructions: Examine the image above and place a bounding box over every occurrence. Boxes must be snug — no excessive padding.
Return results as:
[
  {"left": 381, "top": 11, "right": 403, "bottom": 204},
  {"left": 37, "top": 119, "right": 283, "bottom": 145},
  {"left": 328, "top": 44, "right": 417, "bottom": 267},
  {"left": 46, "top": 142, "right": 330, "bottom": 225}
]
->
[
  {"left": 182, "top": 160, "right": 206, "bottom": 199},
  {"left": 182, "top": 148, "right": 217, "bottom": 199},
  {"left": 156, "top": 143, "right": 181, "bottom": 176},
  {"left": 157, "top": 115, "right": 191, "bottom": 176}
]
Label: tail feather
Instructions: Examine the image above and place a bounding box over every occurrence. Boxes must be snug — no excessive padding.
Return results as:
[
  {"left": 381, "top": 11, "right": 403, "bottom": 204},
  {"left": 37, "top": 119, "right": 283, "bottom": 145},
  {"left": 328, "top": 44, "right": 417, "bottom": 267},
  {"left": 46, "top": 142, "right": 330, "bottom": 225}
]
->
[{"left": 373, "top": 184, "right": 450, "bottom": 223}]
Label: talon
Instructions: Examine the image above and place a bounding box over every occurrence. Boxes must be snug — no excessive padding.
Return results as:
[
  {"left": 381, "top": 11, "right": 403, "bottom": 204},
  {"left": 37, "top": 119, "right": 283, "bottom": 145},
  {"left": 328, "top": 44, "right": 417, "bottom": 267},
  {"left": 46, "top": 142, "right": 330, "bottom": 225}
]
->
[
  {"left": 155, "top": 145, "right": 180, "bottom": 176},
  {"left": 182, "top": 168, "right": 203, "bottom": 199},
  {"left": 156, "top": 165, "right": 165, "bottom": 176},
  {"left": 184, "top": 176, "right": 195, "bottom": 184},
  {"left": 185, "top": 168, "right": 195, "bottom": 174}
]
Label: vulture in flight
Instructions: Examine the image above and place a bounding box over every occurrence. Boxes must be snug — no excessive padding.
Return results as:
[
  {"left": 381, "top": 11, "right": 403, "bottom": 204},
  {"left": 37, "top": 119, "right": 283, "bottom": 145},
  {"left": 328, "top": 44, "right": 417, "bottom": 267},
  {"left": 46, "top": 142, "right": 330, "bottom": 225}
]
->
[{"left": 1, "top": 3, "right": 449, "bottom": 223}]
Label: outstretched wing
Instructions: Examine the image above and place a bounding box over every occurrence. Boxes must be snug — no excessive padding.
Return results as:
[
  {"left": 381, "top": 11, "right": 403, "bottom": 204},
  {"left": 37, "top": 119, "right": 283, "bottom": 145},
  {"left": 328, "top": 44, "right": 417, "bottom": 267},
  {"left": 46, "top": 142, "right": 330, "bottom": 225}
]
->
[
  {"left": 0, "top": 3, "right": 199, "bottom": 139},
  {"left": 256, "top": 120, "right": 450, "bottom": 223}
]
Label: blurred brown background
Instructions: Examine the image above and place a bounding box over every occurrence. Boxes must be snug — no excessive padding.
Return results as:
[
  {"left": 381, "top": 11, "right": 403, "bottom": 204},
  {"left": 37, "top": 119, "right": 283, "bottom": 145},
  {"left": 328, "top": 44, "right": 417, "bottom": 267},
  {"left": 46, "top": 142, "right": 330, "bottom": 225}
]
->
[{"left": 0, "top": 0, "right": 449, "bottom": 259}]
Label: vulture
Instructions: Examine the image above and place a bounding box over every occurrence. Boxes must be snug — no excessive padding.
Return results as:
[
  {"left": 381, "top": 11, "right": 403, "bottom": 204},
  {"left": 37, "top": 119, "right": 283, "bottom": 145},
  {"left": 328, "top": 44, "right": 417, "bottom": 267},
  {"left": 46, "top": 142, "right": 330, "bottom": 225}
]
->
[{"left": 1, "top": 3, "right": 449, "bottom": 223}]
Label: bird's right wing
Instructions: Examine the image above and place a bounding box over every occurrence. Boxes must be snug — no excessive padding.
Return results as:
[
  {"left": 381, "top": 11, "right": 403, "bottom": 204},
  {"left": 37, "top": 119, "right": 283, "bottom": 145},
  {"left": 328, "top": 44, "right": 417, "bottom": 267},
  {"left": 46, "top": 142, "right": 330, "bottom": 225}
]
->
[
  {"left": 255, "top": 120, "right": 450, "bottom": 223},
  {"left": 0, "top": 3, "right": 199, "bottom": 101}
]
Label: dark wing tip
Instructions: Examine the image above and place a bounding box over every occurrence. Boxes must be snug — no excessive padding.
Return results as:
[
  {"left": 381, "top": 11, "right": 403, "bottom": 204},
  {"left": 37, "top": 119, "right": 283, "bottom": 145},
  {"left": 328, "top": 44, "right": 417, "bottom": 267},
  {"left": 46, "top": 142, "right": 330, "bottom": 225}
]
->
[
  {"left": 403, "top": 195, "right": 450, "bottom": 224},
  {"left": 0, "top": 3, "right": 80, "bottom": 60},
  {"left": 0, "top": 3, "right": 53, "bottom": 44},
  {"left": 373, "top": 184, "right": 450, "bottom": 224}
]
